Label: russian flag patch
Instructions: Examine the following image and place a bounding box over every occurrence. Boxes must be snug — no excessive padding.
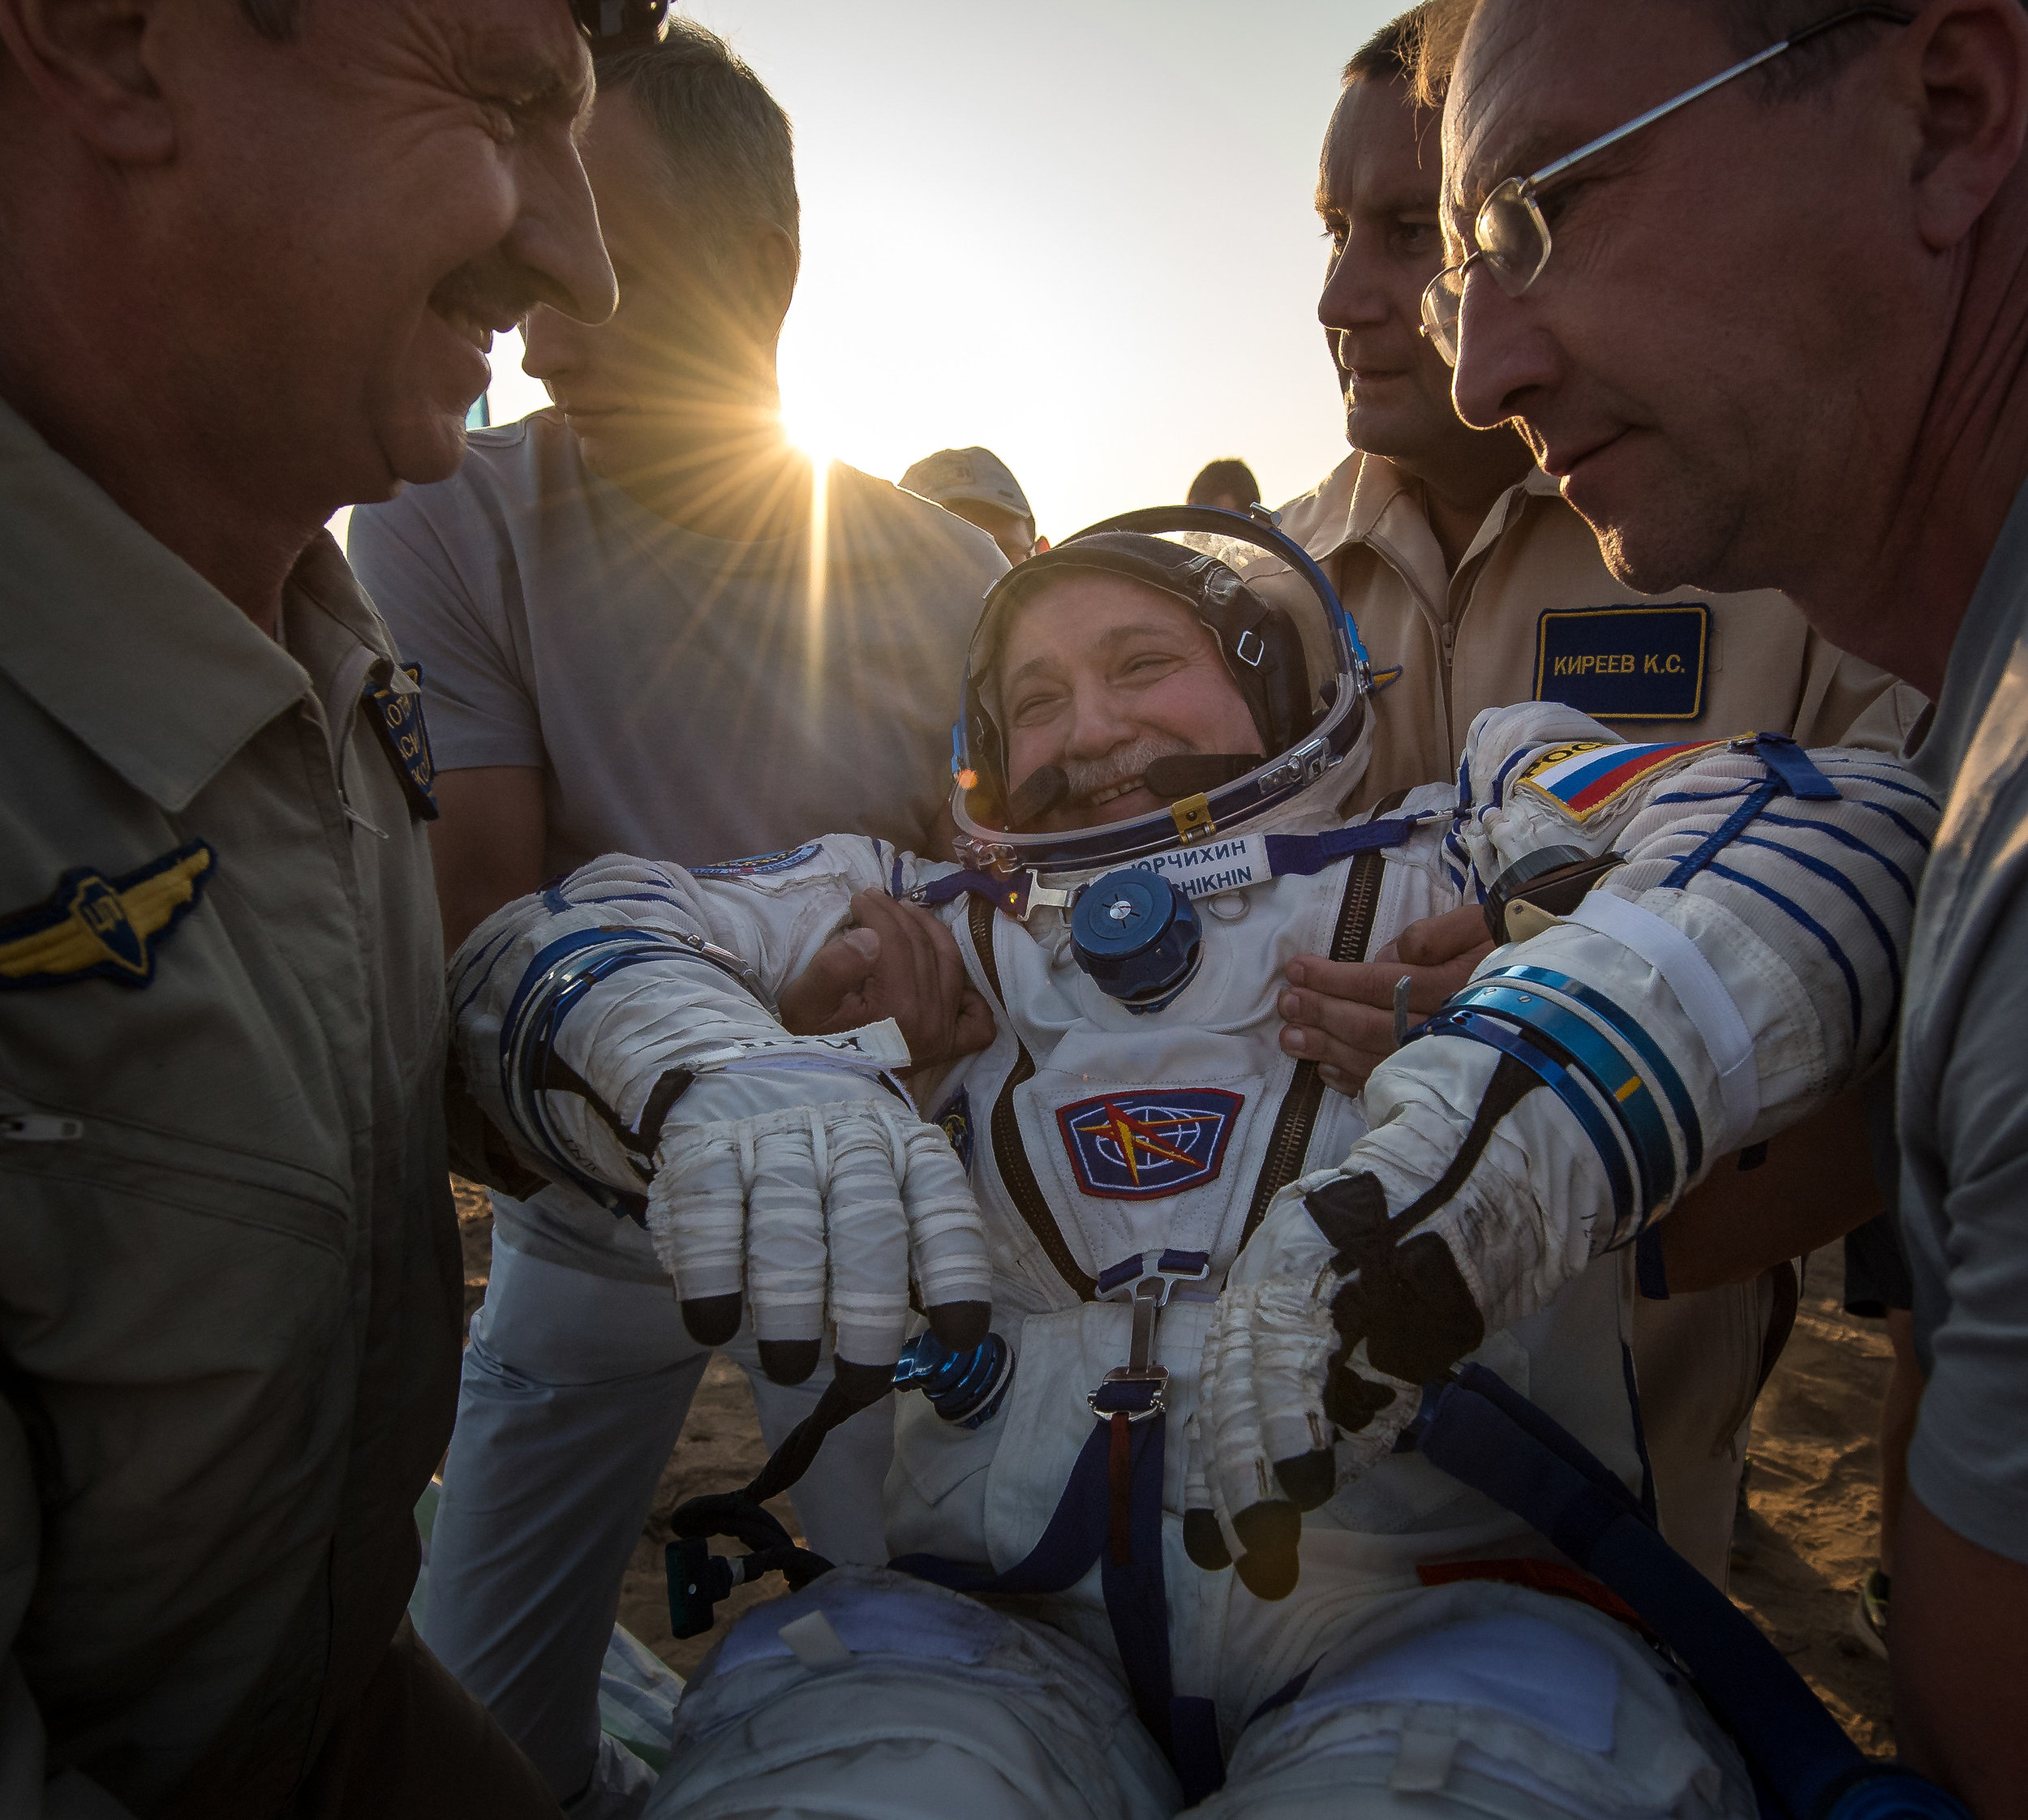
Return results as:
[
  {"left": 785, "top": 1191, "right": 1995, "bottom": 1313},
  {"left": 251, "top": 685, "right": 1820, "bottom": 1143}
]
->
[{"left": 1516, "top": 739, "right": 1730, "bottom": 822}]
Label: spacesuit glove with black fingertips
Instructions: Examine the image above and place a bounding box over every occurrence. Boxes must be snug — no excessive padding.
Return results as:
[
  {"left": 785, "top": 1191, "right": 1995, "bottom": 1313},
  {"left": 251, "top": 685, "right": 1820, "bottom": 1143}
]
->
[
  {"left": 649, "top": 1086, "right": 991, "bottom": 1386},
  {"left": 1189, "top": 1034, "right": 1615, "bottom": 1601},
  {"left": 447, "top": 856, "right": 994, "bottom": 1393}
]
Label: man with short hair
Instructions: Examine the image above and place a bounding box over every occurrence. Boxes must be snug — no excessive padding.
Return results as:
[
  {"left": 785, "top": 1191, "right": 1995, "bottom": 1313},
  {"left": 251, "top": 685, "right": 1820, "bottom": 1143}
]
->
[
  {"left": 1422, "top": 0, "right": 2028, "bottom": 1805},
  {"left": 0, "top": 0, "right": 617, "bottom": 1814},
  {"left": 900, "top": 445, "right": 1042, "bottom": 568},
  {"left": 349, "top": 24, "right": 1004, "bottom": 1816},
  {"left": 1248, "top": 8, "right": 1920, "bottom": 1588},
  {"left": 1186, "top": 457, "right": 1262, "bottom": 513}
]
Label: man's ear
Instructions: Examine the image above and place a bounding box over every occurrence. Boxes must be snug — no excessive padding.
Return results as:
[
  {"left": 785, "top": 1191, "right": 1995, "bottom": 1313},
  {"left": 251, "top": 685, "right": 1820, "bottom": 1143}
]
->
[
  {"left": 1899, "top": 0, "right": 2028, "bottom": 251},
  {"left": 0, "top": 0, "right": 177, "bottom": 164},
  {"left": 743, "top": 221, "right": 799, "bottom": 343}
]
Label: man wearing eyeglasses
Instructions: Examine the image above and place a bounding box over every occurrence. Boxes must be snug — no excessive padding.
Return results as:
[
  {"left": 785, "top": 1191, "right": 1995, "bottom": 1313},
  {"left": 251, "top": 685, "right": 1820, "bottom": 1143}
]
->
[
  {"left": 1416, "top": 0, "right": 2028, "bottom": 1807},
  {"left": 1242, "top": 7, "right": 1923, "bottom": 1593}
]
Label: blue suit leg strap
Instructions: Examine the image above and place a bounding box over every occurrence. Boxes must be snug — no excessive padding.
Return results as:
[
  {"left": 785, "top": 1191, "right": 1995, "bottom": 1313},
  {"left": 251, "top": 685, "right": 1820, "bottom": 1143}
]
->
[{"left": 1406, "top": 1366, "right": 1971, "bottom": 1820}]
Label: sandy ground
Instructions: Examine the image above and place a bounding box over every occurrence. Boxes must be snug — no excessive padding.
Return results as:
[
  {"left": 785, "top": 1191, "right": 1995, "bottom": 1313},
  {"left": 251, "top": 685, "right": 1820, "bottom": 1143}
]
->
[{"left": 453, "top": 1184, "right": 1897, "bottom": 1736}]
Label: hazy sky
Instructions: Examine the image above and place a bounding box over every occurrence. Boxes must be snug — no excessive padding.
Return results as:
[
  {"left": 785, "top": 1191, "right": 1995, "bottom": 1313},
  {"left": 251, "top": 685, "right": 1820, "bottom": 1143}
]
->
[{"left": 467, "top": 0, "right": 1405, "bottom": 541}]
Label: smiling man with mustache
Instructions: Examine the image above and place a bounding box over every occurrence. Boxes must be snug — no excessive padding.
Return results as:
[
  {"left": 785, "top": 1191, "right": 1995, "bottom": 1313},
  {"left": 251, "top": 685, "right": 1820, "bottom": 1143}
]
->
[{"left": 0, "top": 0, "right": 617, "bottom": 1815}]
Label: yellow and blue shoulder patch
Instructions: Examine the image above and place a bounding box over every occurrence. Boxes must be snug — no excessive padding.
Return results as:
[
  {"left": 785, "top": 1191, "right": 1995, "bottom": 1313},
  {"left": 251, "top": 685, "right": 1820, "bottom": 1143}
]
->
[
  {"left": 1517, "top": 740, "right": 1729, "bottom": 822},
  {"left": 0, "top": 840, "right": 214, "bottom": 989},
  {"left": 367, "top": 664, "right": 439, "bottom": 822}
]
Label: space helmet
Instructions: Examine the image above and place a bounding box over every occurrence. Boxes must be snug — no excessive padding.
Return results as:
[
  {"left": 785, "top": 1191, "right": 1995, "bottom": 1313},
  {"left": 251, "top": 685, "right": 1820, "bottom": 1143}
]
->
[{"left": 949, "top": 505, "right": 1375, "bottom": 878}]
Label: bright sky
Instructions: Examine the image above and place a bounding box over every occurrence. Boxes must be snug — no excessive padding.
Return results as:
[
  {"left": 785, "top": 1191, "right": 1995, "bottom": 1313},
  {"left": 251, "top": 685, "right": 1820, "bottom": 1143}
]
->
[{"left": 455, "top": 0, "right": 1403, "bottom": 546}]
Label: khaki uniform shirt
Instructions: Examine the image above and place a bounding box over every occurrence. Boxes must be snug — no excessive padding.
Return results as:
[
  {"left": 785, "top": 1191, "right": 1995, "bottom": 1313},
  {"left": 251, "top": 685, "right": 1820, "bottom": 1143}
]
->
[
  {"left": 1243, "top": 449, "right": 1926, "bottom": 1586},
  {"left": 0, "top": 401, "right": 460, "bottom": 1816},
  {"left": 1245, "top": 452, "right": 1924, "bottom": 809}
]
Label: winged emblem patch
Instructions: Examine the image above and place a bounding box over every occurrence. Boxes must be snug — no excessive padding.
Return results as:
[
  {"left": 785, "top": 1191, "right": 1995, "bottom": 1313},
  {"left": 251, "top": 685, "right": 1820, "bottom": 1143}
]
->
[{"left": 0, "top": 840, "right": 215, "bottom": 989}]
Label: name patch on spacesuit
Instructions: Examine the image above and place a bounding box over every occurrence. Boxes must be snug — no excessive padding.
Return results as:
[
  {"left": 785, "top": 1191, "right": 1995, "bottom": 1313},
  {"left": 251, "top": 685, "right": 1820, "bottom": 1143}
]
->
[
  {"left": 1125, "top": 835, "right": 1268, "bottom": 899},
  {"left": 1517, "top": 739, "right": 1729, "bottom": 822},
  {"left": 1055, "top": 1088, "right": 1243, "bottom": 1200},
  {"left": 1535, "top": 604, "right": 1709, "bottom": 720},
  {"left": 692, "top": 842, "right": 823, "bottom": 879}
]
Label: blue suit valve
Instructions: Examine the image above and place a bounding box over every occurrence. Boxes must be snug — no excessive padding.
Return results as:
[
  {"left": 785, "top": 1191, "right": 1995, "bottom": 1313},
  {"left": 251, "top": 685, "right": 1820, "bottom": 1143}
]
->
[
  {"left": 893, "top": 1329, "right": 1015, "bottom": 1428},
  {"left": 1071, "top": 869, "right": 1202, "bottom": 1013}
]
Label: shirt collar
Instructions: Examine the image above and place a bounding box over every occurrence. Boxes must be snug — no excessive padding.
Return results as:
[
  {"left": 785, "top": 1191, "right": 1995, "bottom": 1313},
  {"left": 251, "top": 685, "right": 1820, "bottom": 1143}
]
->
[{"left": 0, "top": 396, "right": 372, "bottom": 813}]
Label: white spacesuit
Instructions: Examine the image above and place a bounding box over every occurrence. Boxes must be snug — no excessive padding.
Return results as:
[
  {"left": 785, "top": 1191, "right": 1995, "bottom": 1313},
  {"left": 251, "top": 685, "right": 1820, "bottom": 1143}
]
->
[{"left": 448, "top": 517, "right": 1936, "bottom": 1819}]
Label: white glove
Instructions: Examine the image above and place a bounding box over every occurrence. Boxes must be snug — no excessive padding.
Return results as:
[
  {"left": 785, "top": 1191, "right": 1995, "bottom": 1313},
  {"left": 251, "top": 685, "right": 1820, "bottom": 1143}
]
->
[
  {"left": 1184, "top": 1075, "right": 1536, "bottom": 1601},
  {"left": 1188, "top": 720, "right": 1939, "bottom": 1600},
  {"left": 651, "top": 1093, "right": 990, "bottom": 1383},
  {"left": 448, "top": 856, "right": 993, "bottom": 1385}
]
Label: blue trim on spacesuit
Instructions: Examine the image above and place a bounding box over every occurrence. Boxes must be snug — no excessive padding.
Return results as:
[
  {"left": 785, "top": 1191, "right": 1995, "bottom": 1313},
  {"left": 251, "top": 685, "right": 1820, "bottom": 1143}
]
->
[
  {"left": 1480, "top": 964, "right": 1705, "bottom": 1183},
  {"left": 1448, "top": 981, "right": 1679, "bottom": 1229},
  {"left": 1413, "top": 1011, "right": 1639, "bottom": 1237},
  {"left": 1733, "top": 835, "right": 1903, "bottom": 1001},
  {"left": 1755, "top": 812, "right": 1918, "bottom": 899},
  {"left": 1662, "top": 779, "right": 1784, "bottom": 890},
  {"left": 1707, "top": 861, "right": 1864, "bottom": 1035}
]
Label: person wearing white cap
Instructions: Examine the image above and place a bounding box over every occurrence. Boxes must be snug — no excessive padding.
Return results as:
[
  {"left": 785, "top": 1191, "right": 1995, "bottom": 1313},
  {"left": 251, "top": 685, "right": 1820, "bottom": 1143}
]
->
[{"left": 902, "top": 446, "right": 1044, "bottom": 569}]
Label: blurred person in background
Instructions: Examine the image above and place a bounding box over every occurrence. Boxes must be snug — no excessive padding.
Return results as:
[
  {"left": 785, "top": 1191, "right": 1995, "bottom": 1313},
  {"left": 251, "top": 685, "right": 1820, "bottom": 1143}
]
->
[
  {"left": 0, "top": 0, "right": 621, "bottom": 1814},
  {"left": 348, "top": 23, "right": 1003, "bottom": 1818},
  {"left": 1186, "top": 455, "right": 1263, "bottom": 513},
  {"left": 900, "top": 444, "right": 1043, "bottom": 567},
  {"left": 1237, "top": 5, "right": 1923, "bottom": 1588}
]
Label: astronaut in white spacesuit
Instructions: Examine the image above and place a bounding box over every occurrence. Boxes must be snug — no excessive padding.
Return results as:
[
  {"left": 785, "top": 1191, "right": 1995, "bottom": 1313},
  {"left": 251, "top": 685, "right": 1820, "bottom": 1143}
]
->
[{"left": 449, "top": 514, "right": 1936, "bottom": 1819}]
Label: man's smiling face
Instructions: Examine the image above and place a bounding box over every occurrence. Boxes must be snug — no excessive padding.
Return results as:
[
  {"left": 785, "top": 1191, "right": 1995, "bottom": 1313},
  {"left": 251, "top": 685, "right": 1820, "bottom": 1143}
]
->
[
  {"left": 994, "top": 573, "right": 1262, "bottom": 835},
  {"left": 161, "top": 0, "right": 617, "bottom": 513},
  {"left": 1440, "top": 0, "right": 1925, "bottom": 599}
]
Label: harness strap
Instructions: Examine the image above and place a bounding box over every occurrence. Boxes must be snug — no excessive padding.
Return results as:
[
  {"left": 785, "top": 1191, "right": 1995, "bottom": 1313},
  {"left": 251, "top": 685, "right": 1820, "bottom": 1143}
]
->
[
  {"left": 965, "top": 894, "right": 1096, "bottom": 1301},
  {"left": 890, "top": 1408, "right": 1224, "bottom": 1804},
  {"left": 1242, "top": 787, "right": 1411, "bottom": 1248},
  {"left": 1411, "top": 1363, "right": 1888, "bottom": 1820}
]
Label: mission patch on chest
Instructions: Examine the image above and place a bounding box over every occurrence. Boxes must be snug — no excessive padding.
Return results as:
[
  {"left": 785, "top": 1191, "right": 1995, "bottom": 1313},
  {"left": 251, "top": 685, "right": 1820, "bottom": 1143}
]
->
[
  {"left": 1535, "top": 603, "right": 1709, "bottom": 721},
  {"left": 1055, "top": 1088, "right": 1243, "bottom": 1200}
]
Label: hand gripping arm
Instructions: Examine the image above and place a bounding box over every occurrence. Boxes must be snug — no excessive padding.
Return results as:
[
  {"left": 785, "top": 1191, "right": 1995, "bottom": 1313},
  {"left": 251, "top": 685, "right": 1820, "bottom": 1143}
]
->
[
  {"left": 449, "top": 852, "right": 991, "bottom": 1389},
  {"left": 1193, "top": 723, "right": 1940, "bottom": 1596}
]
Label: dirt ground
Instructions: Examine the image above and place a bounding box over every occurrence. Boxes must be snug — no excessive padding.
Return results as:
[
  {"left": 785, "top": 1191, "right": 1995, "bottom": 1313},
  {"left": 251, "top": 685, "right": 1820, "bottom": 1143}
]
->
[{"left": 453, "top": 1185, "right": 1898, "bottom": 1732}]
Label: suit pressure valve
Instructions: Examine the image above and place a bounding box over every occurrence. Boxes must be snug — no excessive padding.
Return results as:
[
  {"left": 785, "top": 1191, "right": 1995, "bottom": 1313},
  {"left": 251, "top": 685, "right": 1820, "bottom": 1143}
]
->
[{"left": 1071, "top": 869, "right": 1201, "bottom": 1013}]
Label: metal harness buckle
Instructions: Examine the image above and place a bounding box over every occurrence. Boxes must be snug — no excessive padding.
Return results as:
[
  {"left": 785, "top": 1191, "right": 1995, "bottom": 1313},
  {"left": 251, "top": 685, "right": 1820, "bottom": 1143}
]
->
[{"left": 1086, "top": 1249, "right": 1211, "bottom": 1423}]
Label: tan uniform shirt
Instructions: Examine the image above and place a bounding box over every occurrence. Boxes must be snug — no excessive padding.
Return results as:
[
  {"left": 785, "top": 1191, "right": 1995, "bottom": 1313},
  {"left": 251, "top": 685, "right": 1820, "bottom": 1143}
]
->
[
  {"left": 0, "top": 401, "right": 460, "bottom": 1816},
  {"left": 1245, "top": 449, "right": 1925, "bottom": 1586},
  {"left": 1245, "top": 452, "right": 1924, "bottom": 809}
]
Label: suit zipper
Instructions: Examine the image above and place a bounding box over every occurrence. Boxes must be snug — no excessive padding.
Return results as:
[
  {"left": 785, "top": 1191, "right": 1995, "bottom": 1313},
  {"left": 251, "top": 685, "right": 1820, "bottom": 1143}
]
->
[{"left": 1240, "top": 796, "right": 1407, "bottom": 1249}]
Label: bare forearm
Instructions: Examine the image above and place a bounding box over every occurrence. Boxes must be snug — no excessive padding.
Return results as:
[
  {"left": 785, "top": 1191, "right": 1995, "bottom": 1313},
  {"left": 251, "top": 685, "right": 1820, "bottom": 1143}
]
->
[
  {"left": 429, "top": 766, "right": 547, "bottom": 951},
  {"left": 1893, "top": 1492, "right": 2028, "bottom": 1817}
]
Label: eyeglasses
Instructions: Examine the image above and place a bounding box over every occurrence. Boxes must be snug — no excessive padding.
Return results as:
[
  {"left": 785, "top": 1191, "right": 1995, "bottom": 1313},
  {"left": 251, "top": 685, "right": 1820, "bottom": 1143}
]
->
[
  {"left": 1418, "top": 4, "right": 1913, "bottom": 366},
  {"left": 572, "top": 0, "right": 668, "bottom": 48}
]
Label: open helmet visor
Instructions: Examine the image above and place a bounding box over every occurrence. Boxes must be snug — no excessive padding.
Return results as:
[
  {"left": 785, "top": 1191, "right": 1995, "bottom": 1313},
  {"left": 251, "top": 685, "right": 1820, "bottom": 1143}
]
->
[{"left": 951, "top": 506, "right": 1374, "bottom": 874}]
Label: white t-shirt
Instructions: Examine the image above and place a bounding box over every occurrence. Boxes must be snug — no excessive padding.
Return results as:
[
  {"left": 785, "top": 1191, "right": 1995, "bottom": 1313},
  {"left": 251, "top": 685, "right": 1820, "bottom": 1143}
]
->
[{"left": 350, "top": 409, "right": 1005, "bottom": 1279}]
